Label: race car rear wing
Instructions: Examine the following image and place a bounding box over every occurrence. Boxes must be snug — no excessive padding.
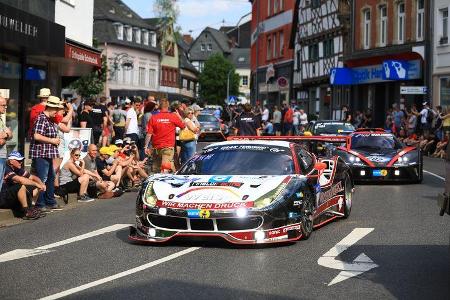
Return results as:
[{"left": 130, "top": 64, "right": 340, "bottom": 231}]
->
[{"left": 228, "top": 135, "right": 350, "bottom": 157}]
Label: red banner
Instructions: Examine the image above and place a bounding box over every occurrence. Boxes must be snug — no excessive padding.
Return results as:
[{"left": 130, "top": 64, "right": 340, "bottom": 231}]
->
[{"left": 65, "top": 43, "right": 101, "bottom": 67}]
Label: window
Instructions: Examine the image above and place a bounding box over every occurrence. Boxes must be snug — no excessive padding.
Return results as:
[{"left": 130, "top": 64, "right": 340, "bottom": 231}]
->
[
  {"left": 165, "top": 41, "right": 175, "bottom": 56},
  {"left": 124, "top": 25, "right": 132, "bottom": 42},
  {"left": 268, "top": 0, "right": 271, "bottom": 16},
  {"left": 273, "top": 33, "right": 277, "bottom": 58},
  {"left": 150, "top": 32, "right": 157, "bottom": 47},
  {"left": 207, "top": 43, "right": 212, "bottom": 51},
  {"left": 311, "top": 0, "right": 320, "bottom": 9},
  {"left": 242, "top": 75, "right": 248, "bottom": 86},
  {"left": 142, "top": 30, "right": 149, "bottom": 45},
  {"left": 134, "top": 28, "right": 141, "bottom": 44},
  {"left": 416, "top": 0, "right": 424, "bottom": 41},
  {"left": 274, "top": 0, "right": 279, "bottom": 14},
  {"left": 296, "top": 49, "right": 301, "bottom": 70},
  {"left": 363, "top": 9, "right": 371, "bottom": 49},
  {"left": 379, "top": 5, "right": 387, "bottom": 46},
  {"left": 308, "top": 44, "right": 319, "bottom": 61},
  {"left": 267, "top": 36, "right": 272, "bottom": 60},
  {"left": 148, "top": 69, "right": 156, "bottom": 89},
  {"left": 323, "top": 39, "right": 334, "bottom": 58},
  {"left": 201, "top": 44, "right": 205, "bottom": 51},
  {"left": 279, "top": 0, "right": 283, "bottom": 11},
  {"left": 441, "top": 8, "right": 449, "bottom": 44},
  {"left": 139, "top": 67, "right": 145, "bottom": 85},
  {"left": 441, "top": 77, "right": 450, "bottom": 106},
  {"left": 183, "top": 78, "right": 188, "bottom": 89},
  {"left": 279, "top": 31, "right": 284, "bottom": 56},
  {"left": 113, "top": 23, "right": 123, "bottom": 40},
  {"left": 397, "top": 2, "right": 405, "bottom": 44}
]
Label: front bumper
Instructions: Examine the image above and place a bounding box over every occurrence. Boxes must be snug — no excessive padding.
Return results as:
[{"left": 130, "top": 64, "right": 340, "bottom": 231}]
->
[
  {"left": 350, "top": 165, "right": 421, "bottom": 182},
  {"left": 129, "top": 207, "right": 303, "bottom": 244}
]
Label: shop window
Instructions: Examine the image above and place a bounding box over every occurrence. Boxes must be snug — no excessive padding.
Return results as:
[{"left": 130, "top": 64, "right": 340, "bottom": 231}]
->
[
  {"left": 397, "top": 2, "right": 405, "bottom": 44},
  {"left": 416, "top": 0, "right": 424, "bottom": 41},
  {"left": 441, "top": 77, "right": 450, "bottom": 107},
  {"left": 114, "top": 23, "right": 123, "bottom": 40},
  {"left": 379, "top": 5, "right": 387, "bottom": 46},
  {"left": 363, "top": 9, "right": 371, "bottom": 49},
  {"left": 440, "top": 8, "right": 449, "bottom": 45}
]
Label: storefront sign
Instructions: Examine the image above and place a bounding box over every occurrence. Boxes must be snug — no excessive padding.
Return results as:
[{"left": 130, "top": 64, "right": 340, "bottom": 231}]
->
[
  {"left": 330, "top": 60, "right": 422, "bottom": 85},
  {"left": 400, "top": 86, "right": 427, "bottom": 95},
  {"left": 65, "top": 44, "right": 101, "bottom": 67},
  {"left": 0, "top": 3, "right": 65, "bottom": 56},
  {"left": 277, "top": 76, "right": 288, "bottom": 88}
]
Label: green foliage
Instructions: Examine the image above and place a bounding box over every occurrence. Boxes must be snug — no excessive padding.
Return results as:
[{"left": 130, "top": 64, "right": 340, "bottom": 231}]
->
[
  {"left": 198, "top": 53, "right": 240, "bottom": 106},
  {"left": 70, "top": 55, "right": 107, "bottom": 98}
]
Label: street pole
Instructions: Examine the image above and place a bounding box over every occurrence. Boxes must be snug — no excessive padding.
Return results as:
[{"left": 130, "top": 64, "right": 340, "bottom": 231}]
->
[{"left": 227, "top": 69, "right": 232, "bottom": 104}]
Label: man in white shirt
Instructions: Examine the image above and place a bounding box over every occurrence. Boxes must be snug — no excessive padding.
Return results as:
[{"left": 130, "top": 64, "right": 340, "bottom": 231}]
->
[
  {"left": 420, "top": 102, "right": 431, "bottom": 135},
  {"left": 299, "top": 109, "right": 308, "bottom": 130},
  {"left": 124, "top": 99, "right": 140, "bottom": 146},
  {"left": 262, "top": 105, "right": 270, "bottom": 122}
]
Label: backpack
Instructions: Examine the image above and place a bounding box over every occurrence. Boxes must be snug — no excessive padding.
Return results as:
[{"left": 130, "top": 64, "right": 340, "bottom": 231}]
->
[{"left": 426, "top": 109, "right": 434, "bottom": 124}]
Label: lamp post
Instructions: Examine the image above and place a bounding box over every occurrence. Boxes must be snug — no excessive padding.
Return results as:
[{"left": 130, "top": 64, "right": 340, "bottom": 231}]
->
[
  {"left": 108, "top": 53, "right": 134, "bottom": 80},
  {"left": 226, "top": 69, "right": 233, "bottom": 104}
]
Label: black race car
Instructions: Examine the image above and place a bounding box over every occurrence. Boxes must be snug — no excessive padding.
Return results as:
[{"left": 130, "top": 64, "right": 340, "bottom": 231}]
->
[
  {"left": 335, "top": 129, "right": 423, "bottom": 183},
  {"left": 197, "top": 113, "right": 227, "bottom": 141},
  {"left": 129, "top": 137, "right": 354, "bottom": 245},
  {"left": 305, "top": 120, "right": 355, "bottom": 136}
]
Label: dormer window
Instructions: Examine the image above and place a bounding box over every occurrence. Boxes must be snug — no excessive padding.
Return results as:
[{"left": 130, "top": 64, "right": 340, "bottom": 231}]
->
[
  {"left": 124, "top": 25, "right": 132, "bottom": 42},
  {"left": 150, "top": 32, "right": 156, "bottom": 47},
  {"left": 114, "top": 22, "right": 123, "bottom": 40},
  {"left": 142, "top": 29, "right": 149, "bottom": 45},
  {"left": 133, "top": 27, "right": 141, "bottom": 44}
]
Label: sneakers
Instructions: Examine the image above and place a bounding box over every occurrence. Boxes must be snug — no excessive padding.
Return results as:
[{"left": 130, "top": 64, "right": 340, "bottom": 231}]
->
[
  {"left": 47, "top": 204, "right": 63, "bottom": 211},
  {"left": 112, "top": 187, "right": 125, "bottom": 197},
  {"left": 78, "top": 194, "right": 95, "bottom": 203},
  {"left": 22, "top": 208, "right": 41, "bottom": 220}
]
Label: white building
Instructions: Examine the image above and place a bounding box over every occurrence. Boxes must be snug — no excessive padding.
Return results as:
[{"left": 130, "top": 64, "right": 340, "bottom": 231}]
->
[
  {"left": 55, "top": 0, "right": 94, "bottom": 47},
  {"left": 432, "top": 0, "right": 450, "bottom": 107}
]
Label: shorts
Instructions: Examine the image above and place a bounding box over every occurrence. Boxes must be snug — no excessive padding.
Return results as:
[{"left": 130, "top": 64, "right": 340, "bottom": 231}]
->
[
  {"left": 0, "top": 184, "right": 24, "bottom": 209},
  {"left": 274, "top": 123, "right": 282, "bottom": 132},
  {"left": 152, "top": 147, "right": 175, "bottom": 173},
  {"left": 60, "top": 179, "right": 81, "bottom": 194}
]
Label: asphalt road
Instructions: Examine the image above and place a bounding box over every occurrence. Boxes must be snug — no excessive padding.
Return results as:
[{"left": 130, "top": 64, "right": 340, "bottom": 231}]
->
[{"left": 0, "top": 145, "right": 449, "bottom": 299}]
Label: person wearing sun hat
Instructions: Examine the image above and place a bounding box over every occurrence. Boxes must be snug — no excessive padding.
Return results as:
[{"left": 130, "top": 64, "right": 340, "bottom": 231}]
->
[
  {"left": 0, "top": 151, "right": 46, "bottom": 219},
  {"left": 30, "top": 95, "right": 65, "bottom": 212},
  {"left": 29, "top": 88, "right": 51, "bottom": 136}
]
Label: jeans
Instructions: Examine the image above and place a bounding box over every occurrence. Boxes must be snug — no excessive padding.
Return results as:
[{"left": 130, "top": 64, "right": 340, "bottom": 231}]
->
[
  {"left": 0, "top": 157, "right": 6, "bottom": 191},
  {"left": 34, "top": 158, "right": 57, "bottom": 208},
  {"left": 180, "top": 140, "right": 196, "bottom": 165}
]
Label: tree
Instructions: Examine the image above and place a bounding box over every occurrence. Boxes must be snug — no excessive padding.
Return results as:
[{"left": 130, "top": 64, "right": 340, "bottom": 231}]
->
[
  {"left": 199, "top": 53, "right": 240, "bottom": 106},
  {"left": 70, "top": 55, "right": 107, "bottom": 98},
  {"left": 153, "top": 0, "right": 180, "bottom": 53}
]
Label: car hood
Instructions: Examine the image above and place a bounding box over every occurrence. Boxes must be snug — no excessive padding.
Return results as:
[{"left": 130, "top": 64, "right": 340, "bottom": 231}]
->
[
  {"left": 352, "top": 148, "right": 400, "bottom": 165},
  {"left": 147, "top": 174, "right": 297, "bottom": 207}
]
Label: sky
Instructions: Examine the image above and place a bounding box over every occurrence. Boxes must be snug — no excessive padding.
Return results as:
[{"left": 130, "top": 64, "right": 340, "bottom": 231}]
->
[{"left": 122, "top": 0, "right": 251, "bottom": 37}]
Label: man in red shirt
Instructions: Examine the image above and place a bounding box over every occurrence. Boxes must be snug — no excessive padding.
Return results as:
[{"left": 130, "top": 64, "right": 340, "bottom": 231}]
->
[{"left": 145, "top": 98, "right": 185, "bottom": 173}]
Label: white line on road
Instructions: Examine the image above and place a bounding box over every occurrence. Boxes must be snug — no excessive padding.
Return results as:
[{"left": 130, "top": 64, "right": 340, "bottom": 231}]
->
[
  {"left": 39, "top": 247, "right": 201, "bottom": 300},
  {"left": 0, "top": 224, "right": 131, "bottom": 263},
  {"left": 318, "top": 228, "right": 378, "bottom": 286},
  {"left": 424, "top": 170, "right": 445, "bottom": 181}
]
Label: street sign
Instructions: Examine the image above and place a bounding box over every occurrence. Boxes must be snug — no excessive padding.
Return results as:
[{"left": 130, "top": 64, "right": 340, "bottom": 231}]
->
[
  {"left": 227, "top": 96, "right": 237, "bottom": 105},
  {"left": 277, "top": 76, "right": 288, "bottom": 88},
  {"left": 400, "top": 86, "right": 427, "bottom": 95}
]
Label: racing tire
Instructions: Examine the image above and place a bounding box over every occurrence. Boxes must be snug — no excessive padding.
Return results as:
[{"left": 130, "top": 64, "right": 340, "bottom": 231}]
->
[
  {"left": 300, "top": 189, "right": 314, "bottom": 240},
  {"left": 343, "top": 173, "right": 352, "bottom": 218}
]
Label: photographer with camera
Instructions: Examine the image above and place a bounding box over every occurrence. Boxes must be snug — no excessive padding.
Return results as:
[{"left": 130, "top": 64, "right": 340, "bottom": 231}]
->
[{"left": 121, "top": 138, "right": 148, "bottom": 187}]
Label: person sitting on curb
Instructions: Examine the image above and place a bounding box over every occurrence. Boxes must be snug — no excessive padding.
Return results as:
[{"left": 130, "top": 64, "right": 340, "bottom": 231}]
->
[
  {"left": 97, "top": 146, "right": 126, "bottom": 188},
  {"left": 0, "top": 151, "right": 46, "bottom": 219},
  {"left": 59, "top": 148, "right": 95, "bottom": 203}
]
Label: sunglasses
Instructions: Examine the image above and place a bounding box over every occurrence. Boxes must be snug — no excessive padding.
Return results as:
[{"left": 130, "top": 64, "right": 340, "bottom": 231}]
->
[{"left": 73, "top": 154, "right": 80, "bottom": 157}]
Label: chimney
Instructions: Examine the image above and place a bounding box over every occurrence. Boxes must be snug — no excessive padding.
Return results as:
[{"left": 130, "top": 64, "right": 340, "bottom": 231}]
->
[{"left": 183, "top": 34, "right": 193, "bottom": 45}]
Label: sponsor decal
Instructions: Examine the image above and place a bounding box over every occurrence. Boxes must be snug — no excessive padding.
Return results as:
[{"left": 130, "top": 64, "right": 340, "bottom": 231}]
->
[
  {"left": 199, "top": 209, "right": 211, "bottom": 219},
  {"left": 319, "top": 181, "right": 344, "bottom": 205},
  {"left": 366, "top": 156, "right": 389, "bottom": 163},
  {"left": 190, "top": 182, "right": 243, "bottom": 188},
  {"left": 209, "top": 176, "right": 232, "bottom": 183},
  {"left": 176, "top": 187, "right": 240, "bottom": 200},
  {"left": 187, "top": 210, "right": 200, "bottom": 218},
  {"left": 157, "top": 200, "right": 254, "bottom": 210},
  {"left": 354, "top": 133, "right": 392, "bottom": 137},
  {"left": 268, "top": 224, "right": 302, "bottom": 237},
  {"left": 373, "top": 169, "right": 388, "bottom": 177}
]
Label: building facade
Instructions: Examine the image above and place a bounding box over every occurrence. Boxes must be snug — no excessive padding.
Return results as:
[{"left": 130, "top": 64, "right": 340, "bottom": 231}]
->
[
  {"left": 250, "top": 0, "right": 295, "bottom": 107},
  {"left": 291, "top": 0, "right": 351, "bottom": 119},
  {"left": 338, "top": 0, "right": 430, "bottom": 127},
  {"left": 94, "top": 0, "right": 160, "bottom": 100},
  {"left": 432, "top": 1, "right": 450, "bottom": 107}
]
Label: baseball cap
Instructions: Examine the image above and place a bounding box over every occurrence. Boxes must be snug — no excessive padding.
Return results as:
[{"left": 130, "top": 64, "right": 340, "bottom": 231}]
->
[
  {"left": 122, "top": 137, "right": 132, "bottom": 144},
  {"left": 124, "top": 99, "right": 132, "bottom": 104},
  {"left": 422, "top": 102, "right": 428, "bottom": 106},
  {"left": 114, "top": 139, "right": 123, "bottom": 145},
  {"left": 7, "top": 151, "right": 25, "bottom": 161}
]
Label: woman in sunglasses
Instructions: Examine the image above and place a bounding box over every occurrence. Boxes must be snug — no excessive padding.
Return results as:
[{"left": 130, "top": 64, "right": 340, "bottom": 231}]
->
[{"left": 58, "top": 148, "right": 95, "bottom": 202}]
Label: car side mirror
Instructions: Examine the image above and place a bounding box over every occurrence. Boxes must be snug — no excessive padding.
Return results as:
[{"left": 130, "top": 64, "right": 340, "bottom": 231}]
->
[{"left": 314, "top": 162, "right": 327, "bottom": 171}]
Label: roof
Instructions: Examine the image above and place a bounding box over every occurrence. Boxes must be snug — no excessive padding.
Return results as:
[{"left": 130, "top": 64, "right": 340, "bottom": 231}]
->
[
  {"left": 94, "top": 0, "right": 156, "bottom": 30},
  {"left": 179, "top": 50, "right": 198, "bottom": 74},
  {"left": 228, "top": 48, "right": 250, "bottom": 68},
  {"left": 189, "top": 27, "right": 231, "bottom": 61},
  {"left": 204, "top": 140, "right": 292, "bottom": 149}
]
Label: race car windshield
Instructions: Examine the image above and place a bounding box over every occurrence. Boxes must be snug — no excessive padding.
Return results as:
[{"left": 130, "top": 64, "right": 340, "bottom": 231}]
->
[
  {"left": 198, "top": 114, "right": 218, "bottom": 122},
  {"left": 351, "top": 135, "right": 403, "bottom": 150},
  {"left": 314, "top": 123, "right": 355, "bottom": 134},
  {"left": 178, "top": 149, "right": 295, "bottom": 175}
]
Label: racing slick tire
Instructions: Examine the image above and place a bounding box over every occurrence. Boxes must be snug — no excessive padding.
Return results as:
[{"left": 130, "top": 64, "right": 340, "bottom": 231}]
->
[
  {"left": 300, "top": 188, "right": 314, "bottom": 240},
  {"left": 343, "top": 173, "right": 352, "bottom": 218}
]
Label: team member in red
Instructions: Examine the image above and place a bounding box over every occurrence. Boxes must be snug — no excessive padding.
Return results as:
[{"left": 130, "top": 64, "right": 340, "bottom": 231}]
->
[{"left": 145, "top": 98, "right": 185, "bottom": 173}]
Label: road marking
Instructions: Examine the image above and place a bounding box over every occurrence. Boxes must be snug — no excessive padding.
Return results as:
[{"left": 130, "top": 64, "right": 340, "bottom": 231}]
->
[
  {"left": 39, "top": 247, "right": 201, "bottom": 300},
  {"left": 0, "top": 224, "right": 131, "bottom": 263},
  {"left": 424, "top": 170, "right": 445, "bottom": 181},
  {"left": 318, "top": 228, "right": 378, "bottom": 286}
]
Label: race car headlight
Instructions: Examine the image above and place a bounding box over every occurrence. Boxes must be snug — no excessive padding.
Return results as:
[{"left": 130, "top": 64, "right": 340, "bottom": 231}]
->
[
  {"left": 394, "top": 151, "right": 418, "bottom": 166},
  {"left": 253, "top": 183, "right": 288, "bottom": 209},
  {"left": 143, "top": 181, "right": 157, "bottom": 207},
  {"left": 349, "top": 155, "right": 361, "bottom": 163}
]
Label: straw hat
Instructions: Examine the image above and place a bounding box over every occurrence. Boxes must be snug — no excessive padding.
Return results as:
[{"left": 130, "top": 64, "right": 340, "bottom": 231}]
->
[
  {"left": 37, "top": 88, "right": 51, "bottom": 98},
  {"left": 45, "top": 96, "right": 64, "bottom": 108}
]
